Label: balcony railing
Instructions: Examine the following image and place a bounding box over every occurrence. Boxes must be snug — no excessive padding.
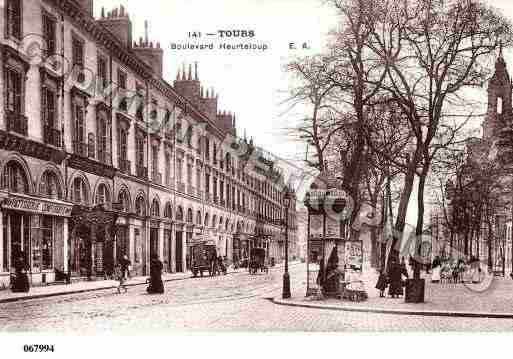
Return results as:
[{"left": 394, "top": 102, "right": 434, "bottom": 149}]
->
[
  {"left": 136, "top": 165, "right": 148, "bottom": 179},
  {"left": 43, "top": 126, "right": 61, "bottom": 147},
  {"left": 205, "top": 192, "right": 212, "bottom": 203},
  {"left": 119, "top": 158, "right": 131, "bottom": 175},
  {"left": 187, "top": 185, "right": 195, "bottom": 196},
  {"left": 178, "top": 182, "right": 186, "bottom": 193},
  {"left": 152, "top": 172, "right": 162, "bottom": 185},
  {"left": 6, "top": 112, "right": 28, "bottom": 136},
  {"left": 213, "top": 196, "right": 219, "bottom": 205},
  {"left": 220, "top": 199, "right": 226, "bottom": 207},
  {"left": 73, "top": 141, "right": 88, "bottom": 157},
  {"left": 98, "top": 150, "right": 112, "bottom": 165}
]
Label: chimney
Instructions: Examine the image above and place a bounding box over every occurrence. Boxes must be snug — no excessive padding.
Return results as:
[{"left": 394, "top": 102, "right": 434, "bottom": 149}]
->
[
  {"left": 174, "top": 62, "right": 202, "bottom": 107},
  {"left": 97, "top": 5, "right": 132, "bottom": 48},
  {"left": 132, "top": 20, "right": 164, "bottom": 77},
  {"left": 76, "top": 0, "right": 94, "bottom": 17}
]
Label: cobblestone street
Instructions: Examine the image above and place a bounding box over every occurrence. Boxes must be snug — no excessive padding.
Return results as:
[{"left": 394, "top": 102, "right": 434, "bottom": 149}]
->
[{"left": 1, "top": 264, "right": 513, "bottom": 332}]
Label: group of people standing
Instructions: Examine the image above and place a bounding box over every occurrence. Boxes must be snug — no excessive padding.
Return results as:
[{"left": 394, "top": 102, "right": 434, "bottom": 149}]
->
[
  {"left": 375, "top": 257, "right": 409, "bottom": 298},
  {"left": 431, "top": 256, "right": 483, "bottom": 284}
]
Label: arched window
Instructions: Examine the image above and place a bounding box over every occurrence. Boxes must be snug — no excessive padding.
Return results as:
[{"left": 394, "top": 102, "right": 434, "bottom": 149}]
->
[
  {"left": 72, "top": 177, "right": 88, "bottom": 204},
  {"left": 498, "top": 97, "right": 503, "bottom": 115},
  {"left": 151, "top": 198, "right": 160, "bottom": 217},
  {"left": 39, "top": 170, "right": 62, "bottom": 199},
  {"left": 225, "top": 220, "right": 229, "bottom": 232},
  {"left": 176, "top": 206, "right": 184, "bottom": 221},
  {"left": 212, "top": 215, "right": 217, "bottom": 228},
  {"left": 118, "top": 190, "right": 130, "bottom": 213},
  {"left": 164, "top": 202, "right": 172, "bottom": 219},
  {"left": 196, "top": 210, "right": 202, "bottom": 225},
  {"left": 135, "top": 196, "right": 146, "bottom": 217},
  {"left": 187, "top": 208, "right": 193, "bottom": 223},
  {"left": 2, "top": 161, "right": 29, "bottom": 193},
  {"left": 95, "top": 183, "right": 110, "bottom": 208},
  {"left": 219, "top": 216, "right": 224, "bottom": 229},
  {"left": 204, "top": 213, "right": 210, "bottom": 227}
]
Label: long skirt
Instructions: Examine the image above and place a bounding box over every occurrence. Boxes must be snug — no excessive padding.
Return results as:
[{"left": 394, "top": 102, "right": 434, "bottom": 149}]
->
[
  {"left": 375, "top": 274, "right": 388, "bottom": 291},
  {"left": 147, "top": 275, "right": 164, "bottom": 294},
  {"left": 12, "top": 272, "right": 30, "bottom": 293},
  {"left": 388, "top": 280, "right": 403, "bottom": 296}
]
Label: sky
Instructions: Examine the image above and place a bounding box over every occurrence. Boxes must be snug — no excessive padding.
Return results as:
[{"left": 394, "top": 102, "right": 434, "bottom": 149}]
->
[
  {"left": 94, "top": 0, "right": 338, "bottom": 166},
  {"left": 91, "top": 0, "right": 513, "bottom": 226}
]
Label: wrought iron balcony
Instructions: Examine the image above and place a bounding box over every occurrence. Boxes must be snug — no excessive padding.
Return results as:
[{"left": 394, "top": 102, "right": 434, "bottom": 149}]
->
[
  {"left": 119, "top": 158, "right": 131, "bottom": 174},
  {"left": 136, "top": 165, "right": 148, "bottom": 179},
  {"left": 73, "top": 141, "right": 88, "bottom": 157},
  {"left": 214, "top": 196, "right": 219, "bottom": 205},
  {"left": 6, "top": 112, "right": 28, "bottom": 136},
  {"left": 43, "top": 126, "right": 61, "bottom": 147},
  {"left": 220, "top": 199, "right": 226, "bottom": 207}
]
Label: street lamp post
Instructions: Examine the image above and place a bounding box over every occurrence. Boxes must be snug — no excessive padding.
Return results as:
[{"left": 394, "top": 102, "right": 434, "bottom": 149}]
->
[{"left": 282, "top": 188, "right": 292, "bottom": 299}]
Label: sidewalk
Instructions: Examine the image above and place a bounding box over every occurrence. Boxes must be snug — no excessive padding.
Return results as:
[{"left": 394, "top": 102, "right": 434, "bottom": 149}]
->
[
  {"left": 274, "top": 266, "right": 513, "bottom": 319},
  {"left": 0, "top": 261, "right": 298, "bottom": 304}
]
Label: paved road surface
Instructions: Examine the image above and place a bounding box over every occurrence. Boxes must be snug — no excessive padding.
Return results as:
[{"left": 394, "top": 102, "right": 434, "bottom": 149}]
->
[{"left": 1, "top": 264, "right": 513, "bottom": 332}]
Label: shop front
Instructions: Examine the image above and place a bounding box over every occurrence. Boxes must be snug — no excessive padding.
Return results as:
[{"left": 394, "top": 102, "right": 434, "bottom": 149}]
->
[
  {"left": 68, "top": 204, "right": 119, "bottom": 279},
  {"left": 0, "top": 192, "right": 73, "bottom": 287}
]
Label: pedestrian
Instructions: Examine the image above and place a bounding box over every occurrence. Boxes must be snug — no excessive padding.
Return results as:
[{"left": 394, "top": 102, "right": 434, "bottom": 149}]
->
[
  {"left": 11, "top": 252, "right": 30, "bottom": 293},
  {"left": 431, "top": 257, "right": 441, "bottom": 284},
  {"left": 452, "top": 260, "right": 459, "bottom": 283},
  {"left": 388, "top": 258, "right": 408, "bottom": 298},
  {"left": 120, "top": 254, "right": 131, "bottom": 280},
  {"left": 114, "top": 264, "right": 127, "bottom": 294},
  {"left": 147, "top": 255, "right": 164, "bottom": 294},
  {"left": 375, "top": 268, "right": 388, "bottom": 298}
]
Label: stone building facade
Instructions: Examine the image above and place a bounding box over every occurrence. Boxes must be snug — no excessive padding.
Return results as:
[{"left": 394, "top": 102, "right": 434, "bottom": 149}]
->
[{"left": 0, "top": 0, "right": 297, "bottom": 288}]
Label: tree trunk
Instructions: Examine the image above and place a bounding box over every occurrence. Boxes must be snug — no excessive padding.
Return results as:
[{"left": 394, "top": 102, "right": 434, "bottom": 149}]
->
[
  {"left": 369, "top": 193, "right": 379, "bottom": 268},
  {"left": 387, "top": 160, "right": 417, "bottom": 271},
  {"left": 414, "top": 171, "right": 427, "bottom": 279}
]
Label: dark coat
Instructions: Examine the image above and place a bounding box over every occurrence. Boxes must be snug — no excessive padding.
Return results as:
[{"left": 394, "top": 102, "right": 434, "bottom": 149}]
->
[
  {"left": 120, "top": 257, "right": 131, "bottom": 272},
  {"left": 12, "top": 257, "right": 30, "bottom": 293},
  {"left": 375, "top": 273, "right": 388, "bottom": 291},
  {"left": 147, "top": 258, "right": 164, "bottom": 294},
  {"left": 388, "top": 263, "right": 408, "bottom": 296}
]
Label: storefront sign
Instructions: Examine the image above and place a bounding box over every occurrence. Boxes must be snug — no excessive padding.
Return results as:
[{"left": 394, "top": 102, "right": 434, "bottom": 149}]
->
[{"left": 2, "top": 196, "right": 72, "bottom": 217}]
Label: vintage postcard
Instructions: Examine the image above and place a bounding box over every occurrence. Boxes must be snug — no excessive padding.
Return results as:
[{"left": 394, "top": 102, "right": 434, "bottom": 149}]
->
[{"left": 0, "top": 0, "right": 513, "bottom": 356}]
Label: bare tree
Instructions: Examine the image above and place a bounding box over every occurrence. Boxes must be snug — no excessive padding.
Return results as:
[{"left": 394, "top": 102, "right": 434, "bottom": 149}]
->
[{"left": 367, "top": 0, "right": 512, "bottom": 277}]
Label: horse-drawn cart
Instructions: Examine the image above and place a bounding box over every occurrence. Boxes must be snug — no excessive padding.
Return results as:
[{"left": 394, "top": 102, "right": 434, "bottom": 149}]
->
[
  {"left": 249, "top": 248, "right": 268, "bottom": 274},
  {"left": 190, "top": 241, "right": 217, "bottom": 277}
]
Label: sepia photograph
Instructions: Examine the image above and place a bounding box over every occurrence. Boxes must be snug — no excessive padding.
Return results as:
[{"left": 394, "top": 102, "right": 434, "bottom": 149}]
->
[{"left": 1, "top": 0, "right": 513, "bottom": 356}]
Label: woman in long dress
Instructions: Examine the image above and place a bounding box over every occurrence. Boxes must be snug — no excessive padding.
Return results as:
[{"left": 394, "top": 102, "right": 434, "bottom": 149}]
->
[
  {"left": 147, "top": 256, "right": 164, "bottom": 294},
  {"left": 388, "top": 259, "right": 408, "bottom": 298}
]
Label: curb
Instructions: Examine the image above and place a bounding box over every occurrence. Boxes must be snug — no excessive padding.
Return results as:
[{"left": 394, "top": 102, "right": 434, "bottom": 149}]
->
[
  {"left": 271, "top": 298, "right": 513, "bottom": 319},
  {"left": 0, "top": 262, "right": 300, "bottom": 304}
]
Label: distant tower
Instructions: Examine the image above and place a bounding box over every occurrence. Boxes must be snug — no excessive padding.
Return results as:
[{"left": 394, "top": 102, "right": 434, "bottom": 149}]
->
[{"left": 483, "top": 45, "right": 512, "bottom": 139}]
